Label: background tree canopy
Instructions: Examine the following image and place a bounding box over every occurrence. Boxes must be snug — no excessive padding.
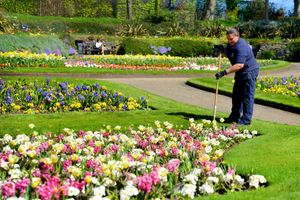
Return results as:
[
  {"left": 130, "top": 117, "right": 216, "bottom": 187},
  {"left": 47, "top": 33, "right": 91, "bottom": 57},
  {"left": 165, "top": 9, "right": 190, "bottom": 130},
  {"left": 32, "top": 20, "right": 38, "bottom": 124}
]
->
[{"left": 0, "top": 0, "right": 298, "bottom": 21}]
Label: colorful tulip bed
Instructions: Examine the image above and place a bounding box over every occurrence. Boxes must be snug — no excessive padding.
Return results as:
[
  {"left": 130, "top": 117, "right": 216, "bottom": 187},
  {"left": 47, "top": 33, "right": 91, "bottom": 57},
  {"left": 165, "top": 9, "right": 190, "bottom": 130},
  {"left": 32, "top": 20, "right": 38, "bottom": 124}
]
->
[
  {"left": 257, "top": 76, "right": 300, "bottom": 98},
  {"left": 0, "top": 79, "right": 147, "bottom": 114},
  {"left": 0, "top": 52, "right": 281, "bottom": 72},
  {"left": 0, "top": 119, "right": 267, "bottom": 200},
  {"left": 0, "top": 52, "right": 64, "bottom": 68}
]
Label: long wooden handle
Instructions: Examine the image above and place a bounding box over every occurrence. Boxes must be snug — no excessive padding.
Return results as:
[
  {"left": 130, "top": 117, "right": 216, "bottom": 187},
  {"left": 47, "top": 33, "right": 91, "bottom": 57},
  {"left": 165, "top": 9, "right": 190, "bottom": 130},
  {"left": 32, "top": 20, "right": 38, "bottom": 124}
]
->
[{"left": 213, "top": 54, "right": 222, "bottom": 122}]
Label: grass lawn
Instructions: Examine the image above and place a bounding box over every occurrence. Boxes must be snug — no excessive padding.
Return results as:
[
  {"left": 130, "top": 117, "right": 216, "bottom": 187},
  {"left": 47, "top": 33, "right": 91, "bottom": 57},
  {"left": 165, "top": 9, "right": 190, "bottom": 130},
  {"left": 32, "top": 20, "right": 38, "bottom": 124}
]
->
[
  {"left": 1, "top": 76, "right": 300, "bottom": 199},
  {"left": 187, "top": 77, "right": 300, "bottom": 113}
]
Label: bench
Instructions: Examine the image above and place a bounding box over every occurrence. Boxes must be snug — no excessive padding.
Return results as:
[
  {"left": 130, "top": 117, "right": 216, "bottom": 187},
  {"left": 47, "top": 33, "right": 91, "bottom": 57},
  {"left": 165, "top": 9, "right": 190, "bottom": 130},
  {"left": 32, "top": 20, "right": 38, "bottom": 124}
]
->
[{"left": 75, "top": 40, "right": 118, "bottom": 55}]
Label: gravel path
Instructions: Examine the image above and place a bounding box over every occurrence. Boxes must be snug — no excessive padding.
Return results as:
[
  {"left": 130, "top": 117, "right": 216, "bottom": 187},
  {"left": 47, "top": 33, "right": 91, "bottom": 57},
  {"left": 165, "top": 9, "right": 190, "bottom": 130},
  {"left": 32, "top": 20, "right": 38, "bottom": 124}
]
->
[{"left": 1, "top": 63, "right": 300, "bottom": 125}]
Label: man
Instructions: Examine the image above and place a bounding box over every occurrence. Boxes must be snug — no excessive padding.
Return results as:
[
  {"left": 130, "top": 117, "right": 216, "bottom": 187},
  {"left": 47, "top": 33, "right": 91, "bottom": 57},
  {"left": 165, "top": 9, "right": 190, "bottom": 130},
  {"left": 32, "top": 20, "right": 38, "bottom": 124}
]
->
[{"left": 215, "top": 28, "right": 259, "bottom": 125}]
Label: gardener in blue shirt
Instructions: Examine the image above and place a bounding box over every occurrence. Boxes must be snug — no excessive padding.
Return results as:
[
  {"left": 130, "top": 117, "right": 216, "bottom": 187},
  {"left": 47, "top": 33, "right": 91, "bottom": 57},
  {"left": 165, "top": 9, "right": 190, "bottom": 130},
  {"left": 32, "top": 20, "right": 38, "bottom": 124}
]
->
[{"left": 215, "top": 28, "right": 260, "bottom": 125}]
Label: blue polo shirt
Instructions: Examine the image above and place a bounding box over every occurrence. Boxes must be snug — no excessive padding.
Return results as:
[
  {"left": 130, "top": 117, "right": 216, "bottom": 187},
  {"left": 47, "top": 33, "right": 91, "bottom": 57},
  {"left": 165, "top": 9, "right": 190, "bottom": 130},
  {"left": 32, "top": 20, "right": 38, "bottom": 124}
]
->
[{"left": 226, "top": 38, "right": 259, "bottom": 77}]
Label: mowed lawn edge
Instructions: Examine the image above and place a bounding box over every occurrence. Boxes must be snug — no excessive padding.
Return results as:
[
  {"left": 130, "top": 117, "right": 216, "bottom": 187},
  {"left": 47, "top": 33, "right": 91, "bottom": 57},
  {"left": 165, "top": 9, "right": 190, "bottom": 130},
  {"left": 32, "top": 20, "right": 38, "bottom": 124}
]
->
[
  {"left": 0, "top": 76, "right": 299, "bottom": 200},
  {"left": 186, "top": 78, "right": 300, "bottom": 114}
]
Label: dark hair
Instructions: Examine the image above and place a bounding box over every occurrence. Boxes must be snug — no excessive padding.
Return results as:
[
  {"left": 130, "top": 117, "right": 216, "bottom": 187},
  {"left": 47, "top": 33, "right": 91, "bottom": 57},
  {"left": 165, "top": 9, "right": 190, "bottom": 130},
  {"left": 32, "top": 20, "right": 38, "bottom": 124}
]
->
[{"left": 226, "top": 28, "right": 239, "bottom": 36}]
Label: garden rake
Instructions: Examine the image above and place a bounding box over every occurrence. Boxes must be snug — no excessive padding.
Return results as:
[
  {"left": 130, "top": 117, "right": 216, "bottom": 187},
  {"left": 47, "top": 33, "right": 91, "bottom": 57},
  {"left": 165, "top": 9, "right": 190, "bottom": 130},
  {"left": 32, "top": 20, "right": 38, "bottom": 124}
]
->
[{"left": 213, "top": 53, "right": 222, "bottom": 122}]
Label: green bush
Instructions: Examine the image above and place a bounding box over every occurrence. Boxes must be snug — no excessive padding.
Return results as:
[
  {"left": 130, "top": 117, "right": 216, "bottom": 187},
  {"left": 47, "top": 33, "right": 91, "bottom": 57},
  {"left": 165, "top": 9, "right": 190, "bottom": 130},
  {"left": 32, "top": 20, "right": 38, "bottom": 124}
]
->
[
  {"left": 0, "top": 34, "right": 69, "bottom": 55},
  {"left": 0, "top": 0, "right": 37, "bottom": 15},
  {"left": 238, "top": 19, "right": 300, "bottom": 39},
  {"left": 193, "top": 20, "right": 226, "bottom": 38},
  {"left": 118, "top": 37, "right": 218, "bottom": 57},
  {"left": 288, "top": 40, "right": 300, "bottom": 62},
  {"left": 0, "top": 13, "right": 14, "bottom": 33}
]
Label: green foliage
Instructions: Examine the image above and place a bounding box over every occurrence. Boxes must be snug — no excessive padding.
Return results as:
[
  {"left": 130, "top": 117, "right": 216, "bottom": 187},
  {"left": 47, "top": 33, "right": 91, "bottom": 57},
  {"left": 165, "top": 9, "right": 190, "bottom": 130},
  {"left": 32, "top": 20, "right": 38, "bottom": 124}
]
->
[
  {"left": 0, "top": 34, "right": 68, "bottom": 55},
  {"left": 194, "top": 20, "right": 226, "bottom": 38},
  {"left": 166, "top": 23, "right": 186, "bottom": 37},
  {"left": 0, "top": 12, "right": 14, "bottom": 33},
  {"left": 238, "top": 18, "right": 300, "bottom": 39},
  {"left": 279, "top": 18, "right": 300, "bottom": 38},
  {"left": 143, "top": 10, "right": 177, "bottom": 24},
  {"left": 6, "top": 12, "right": 124, "bottom": 34},
  {"left": 119, "top": 37, "right": 217, "bottom": 57},
  {"left": 288, "top": 40, "right": 300, "bottom": 62},
  {"left": 0, "top": 0, "right": 38, "bottom": 15},
  {"left": 238, "top": 20, "right": 280, "bottom": 38},
  {"left": 118, "top": 23, "right": 148, "bottom": 37}
]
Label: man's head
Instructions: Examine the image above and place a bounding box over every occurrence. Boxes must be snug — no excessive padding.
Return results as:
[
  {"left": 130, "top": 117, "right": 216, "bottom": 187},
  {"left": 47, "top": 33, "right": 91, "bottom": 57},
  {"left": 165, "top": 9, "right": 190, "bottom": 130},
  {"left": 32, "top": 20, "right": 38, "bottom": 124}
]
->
[{"left": 226, "top": 28, "right": 239, "bottom": 46}]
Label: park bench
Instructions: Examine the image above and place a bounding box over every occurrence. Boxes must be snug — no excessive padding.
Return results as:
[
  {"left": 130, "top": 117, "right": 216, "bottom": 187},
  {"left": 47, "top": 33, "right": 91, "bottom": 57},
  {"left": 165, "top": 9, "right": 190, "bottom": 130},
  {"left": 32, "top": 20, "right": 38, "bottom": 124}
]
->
[{"left": 75, "top": 40, "right": 118, "bottom": 55}]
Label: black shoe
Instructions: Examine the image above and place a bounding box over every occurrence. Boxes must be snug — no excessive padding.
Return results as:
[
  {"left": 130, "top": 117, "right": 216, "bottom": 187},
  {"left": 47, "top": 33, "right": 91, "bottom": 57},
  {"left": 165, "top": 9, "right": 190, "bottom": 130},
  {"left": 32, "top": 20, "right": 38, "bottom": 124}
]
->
[
  {"left": 225, "top": 117, "right": 238, "bottom": 123},
  {"left": 237, "top": 120, "right": 251, "bottom": 126}
]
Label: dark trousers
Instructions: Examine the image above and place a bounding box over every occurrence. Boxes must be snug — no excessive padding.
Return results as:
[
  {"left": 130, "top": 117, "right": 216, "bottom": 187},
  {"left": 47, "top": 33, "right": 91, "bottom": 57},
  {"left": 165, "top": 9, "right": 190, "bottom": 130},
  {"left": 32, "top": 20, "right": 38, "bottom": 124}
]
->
[{"left": 229, "top": 69, "right": 259, "bottom": 124}]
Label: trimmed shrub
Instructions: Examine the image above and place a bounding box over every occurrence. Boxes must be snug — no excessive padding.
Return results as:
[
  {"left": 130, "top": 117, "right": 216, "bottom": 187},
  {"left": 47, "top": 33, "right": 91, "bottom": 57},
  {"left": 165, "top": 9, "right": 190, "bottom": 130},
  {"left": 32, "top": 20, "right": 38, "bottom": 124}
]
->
[{"left": 118, "top": 37, "right": 218, "bottom": 57}]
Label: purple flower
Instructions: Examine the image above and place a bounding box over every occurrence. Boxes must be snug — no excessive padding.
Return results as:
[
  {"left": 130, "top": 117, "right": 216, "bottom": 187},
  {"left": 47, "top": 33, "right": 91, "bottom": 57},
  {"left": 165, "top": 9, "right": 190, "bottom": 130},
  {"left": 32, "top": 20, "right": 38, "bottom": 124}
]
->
[
  {"left": 25, "top": 95, "right": 32, "bottom": 102},
  {"left": 60, "top": 101, "right": 65, "bottom": 106},
  {"left": 82, "top": 85, "right": 88, "bottom": 91},
  {"left": 68, "top": 48, "right": 76, "bottom": 55},
  {"left": 113, "top": 92, "right": 118, "bottom": 98},
  {"left": 102, "top": 91, "right": 108, "bottom": 98},
  {"left": 59, "top": 82, "right": 68, "bottom": 90},
  {"left": 6, "top": 89, "right": 11, "bottom": 95},
  {"left": 78, "top": 94, "right": 85, "bottom": 101},
  {"left": 46, "top": 78, "right": 51, "bottom": 85},
  {"left": 75, "top": 85, "right": 81, "bottom": 92},
  {"left": 42, "top": 91, "right": 48, "bottom": 97},
  {"left": 158, "top": 46, "right": 170, "bottom": 54},
  {"left": 5, "top": 96, "right": 13, "bottom": 105},
  {"left": 93, "top": 92, "right": 99, "bottom": 97},
  {"left": 52, "top": 48, "right": 61, "bottom": 56},
  {"left": 45, "top": 48, "right": 52, "bottom": 55}
]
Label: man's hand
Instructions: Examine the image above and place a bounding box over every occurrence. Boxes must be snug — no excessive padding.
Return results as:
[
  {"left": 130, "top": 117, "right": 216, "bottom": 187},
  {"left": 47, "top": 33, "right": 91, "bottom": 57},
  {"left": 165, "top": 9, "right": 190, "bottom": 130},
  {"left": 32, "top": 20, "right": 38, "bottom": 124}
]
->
[{"left": 215, "top": 70, "right": 227, "bottom": 79}]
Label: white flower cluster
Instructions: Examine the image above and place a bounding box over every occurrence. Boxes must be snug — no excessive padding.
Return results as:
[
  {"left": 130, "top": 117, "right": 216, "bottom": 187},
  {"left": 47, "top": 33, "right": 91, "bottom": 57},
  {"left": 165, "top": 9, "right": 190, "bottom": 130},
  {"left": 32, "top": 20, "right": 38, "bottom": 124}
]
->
[{"left": 249, "top": 175, "right": 267, "bottom": 189}]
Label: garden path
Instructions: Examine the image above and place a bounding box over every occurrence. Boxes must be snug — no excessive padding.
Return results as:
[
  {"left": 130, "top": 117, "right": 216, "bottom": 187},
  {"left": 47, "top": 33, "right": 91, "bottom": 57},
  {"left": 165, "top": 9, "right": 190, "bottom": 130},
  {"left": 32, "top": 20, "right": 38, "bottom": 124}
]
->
[{"left": 102, "top": 63, "right": 300, "bottom": 126}]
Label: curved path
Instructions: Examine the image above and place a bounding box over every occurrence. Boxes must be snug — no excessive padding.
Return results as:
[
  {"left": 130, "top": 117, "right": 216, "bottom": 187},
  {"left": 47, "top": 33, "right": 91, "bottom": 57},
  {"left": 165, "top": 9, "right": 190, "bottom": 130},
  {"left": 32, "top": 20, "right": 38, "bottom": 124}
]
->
[{"left": 1, "top": 63, "right": 300, "bottom": 125}]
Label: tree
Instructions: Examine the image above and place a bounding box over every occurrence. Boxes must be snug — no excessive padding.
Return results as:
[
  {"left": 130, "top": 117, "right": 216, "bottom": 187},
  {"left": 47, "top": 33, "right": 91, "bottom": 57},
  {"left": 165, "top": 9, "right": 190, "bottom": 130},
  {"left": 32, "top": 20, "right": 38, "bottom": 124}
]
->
[
  {"left": 111, "top": 0, "right": 118, "bottom": 18},
  {"left": 225, "top": 0, "right": 240, "bottom": 20},
  {"left": 204, "top": 0, "right": 217, "bottom": 20},
  {"left": 126, "top": 0, "right": 132, "bottom": 20},
  {"left": 295, "top": 0, "right": 300, "bottom": 17},
  {"left": 265, "top": 0, "right": 269, "bottom": 20}
]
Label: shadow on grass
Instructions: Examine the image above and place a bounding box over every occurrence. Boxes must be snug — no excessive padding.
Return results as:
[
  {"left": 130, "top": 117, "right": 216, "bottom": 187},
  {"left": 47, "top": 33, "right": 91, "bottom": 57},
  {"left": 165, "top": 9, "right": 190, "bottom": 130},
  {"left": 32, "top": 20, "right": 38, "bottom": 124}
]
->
[{"left": 166, "top": 112, "right": 218, "bottom": 121}]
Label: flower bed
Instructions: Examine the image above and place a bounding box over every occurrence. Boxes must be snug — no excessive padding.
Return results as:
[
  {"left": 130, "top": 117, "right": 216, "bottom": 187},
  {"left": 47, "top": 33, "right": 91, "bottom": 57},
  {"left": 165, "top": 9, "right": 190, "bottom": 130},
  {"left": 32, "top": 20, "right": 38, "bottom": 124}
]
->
[
  {"left": 0, "top": 119, "right": 267, "bottom": 199},
  {"left": 0, "top": 52, "right": 64, "bottom": 68},
  {"left": 257, "top": 76, "right": 300, "bottom": 98},
  {"left": 64, "top": 60, "right": 218, "bottom": 71},
  {"left": 0, "top": 79, "right": 147, "bottom": 114},
  {"left": 0, "top": 52, "right": 279, "bottom": 71}
]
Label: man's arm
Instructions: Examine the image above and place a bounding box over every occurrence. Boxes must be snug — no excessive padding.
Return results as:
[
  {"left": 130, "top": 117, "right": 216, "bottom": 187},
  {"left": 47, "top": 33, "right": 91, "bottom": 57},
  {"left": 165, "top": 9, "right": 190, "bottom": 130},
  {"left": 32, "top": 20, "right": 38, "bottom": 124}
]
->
[{"left": 225, "top": 63, "right": 244, "bottom": 74}]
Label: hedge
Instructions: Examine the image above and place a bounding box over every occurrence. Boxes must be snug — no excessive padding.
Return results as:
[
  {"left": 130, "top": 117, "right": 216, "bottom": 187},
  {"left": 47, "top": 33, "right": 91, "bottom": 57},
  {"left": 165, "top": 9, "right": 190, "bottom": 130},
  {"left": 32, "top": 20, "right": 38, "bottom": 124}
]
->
[{"left": 118, "top": 37, "right": 220, "bottom": 57}]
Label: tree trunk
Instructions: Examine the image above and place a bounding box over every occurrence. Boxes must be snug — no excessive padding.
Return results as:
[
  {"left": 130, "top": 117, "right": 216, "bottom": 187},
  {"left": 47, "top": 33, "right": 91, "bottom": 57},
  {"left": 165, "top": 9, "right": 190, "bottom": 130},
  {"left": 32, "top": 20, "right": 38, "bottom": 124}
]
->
[
  {"left": 126, "top": 0, "right": 132, "bottom": 20},
  {"left": 112, "top": 0, "right": 118, "bottom": 18},
  {"left": 204, "top": 0, "right": 217, "bottom": 20},
  {"left": 155, "top": 0, "right": 159, "bottom": 16},
  {"left": 295, "top": 0, "right": 300, "bottom": 17},
  {"left": 265, "top": 0, "right": 269, "bottom": 20}
]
